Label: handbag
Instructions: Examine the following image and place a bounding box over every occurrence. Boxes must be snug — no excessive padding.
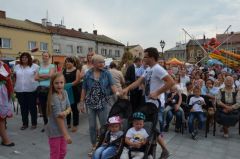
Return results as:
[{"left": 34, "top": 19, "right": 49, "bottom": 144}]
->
[{"left": 37, "top": 86, "right": 49, "bottom": 94}]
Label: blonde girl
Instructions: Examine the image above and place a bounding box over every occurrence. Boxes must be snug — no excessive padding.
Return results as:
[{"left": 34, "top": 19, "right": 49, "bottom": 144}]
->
[{"left": 46, "top": 73, "right": 72, "bottom": 159}]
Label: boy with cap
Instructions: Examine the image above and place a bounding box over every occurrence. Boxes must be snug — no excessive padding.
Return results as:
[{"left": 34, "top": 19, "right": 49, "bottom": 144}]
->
[{"left": 120, "top": 112, "right": 149, "bottom": 159}]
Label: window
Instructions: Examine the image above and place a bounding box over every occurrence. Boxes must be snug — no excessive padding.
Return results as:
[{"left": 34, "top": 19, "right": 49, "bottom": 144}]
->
[
  {"left": 101, "top": 49, "right": 107, "bottom": 56},
  {"left": 0, "top": 38, "right": 11, "bottom": 48},
  {"left": 115, "top": 50, "right": 120, "bottom": 57},
  {"left": 66, "top": 45, "right": 73, "bottom": 53},
  {"left": 109, "top": 49, "right": 112, "bottom": 57},
  {"left": 77, "top": 46, "right": 83, "bottom": 54},
  {"left": 40, "top": 42, "right": 48, "bottom": 51},
  {"left": 190, "top": 50, "right": 194, "bottom": 58},
  {"left": 28, "top": 41, "right": 36, "bottom": 50},
  {"left": 88, "top": 47, "right": 93, "bottom": 52},
  {"left": 53, "top": 44, "right": 61, "bottom": 53}
]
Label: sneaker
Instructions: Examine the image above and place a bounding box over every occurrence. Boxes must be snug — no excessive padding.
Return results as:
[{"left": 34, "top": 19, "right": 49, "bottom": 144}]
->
[
  {"left": 191, "top": 132, "right": 197, "bottom": 140},
  {"left": 223, "top": 133, "right": 229, "bottom": 138},
  {"left": 159, "top": 149, "right": 170, "bottom": 159}
]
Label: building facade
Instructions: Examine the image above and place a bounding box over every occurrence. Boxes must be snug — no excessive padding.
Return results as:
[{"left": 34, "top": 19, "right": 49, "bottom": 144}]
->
[
  {"left": 125, "top": 45, "right": 144, "bottom": 59},
  {"left": 216, "top": 32, "right": 240, "bottom": 54},
  {"left": 186, "top": 39, "right": 210, "bottom": 64},
  {"left": 164, "top": 42, "right": 187, "bottom": 61},
  {"left": 0, "top": 11, "right": 52, "bottom": 60}
]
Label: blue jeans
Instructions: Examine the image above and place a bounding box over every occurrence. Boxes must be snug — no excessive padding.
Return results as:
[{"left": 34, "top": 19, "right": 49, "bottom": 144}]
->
[
  {"left": 188, "top": 112, "right": 206, "bottom": 133},
  {"left": 158, "top": 106, "right": 164, "bottom": 133},
  {"left": 92, "top": 145, "right": 117, "bottom": 159},
  {"left": 87, "top": 107, "right": 108, "bottom": 145},
  {"left": 166, "top": 109, "right": 182, "bottom": 129}
]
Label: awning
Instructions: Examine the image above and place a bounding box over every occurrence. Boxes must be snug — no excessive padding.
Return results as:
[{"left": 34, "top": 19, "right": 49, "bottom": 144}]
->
[{"left": 166, "top": 58, "right": 183, "bottom": 65}]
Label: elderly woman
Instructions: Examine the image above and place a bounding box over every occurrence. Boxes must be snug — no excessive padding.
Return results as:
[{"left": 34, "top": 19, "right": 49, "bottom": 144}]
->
[
  {"left": 216, "top": 76, "right": 240, "bottom": 138},
  {"left": 79, "top": 54, "right": 117, "bottom": 155},
  {"left": 0, "top": 60, "right": 14, "bottom": 146},
  {"left": 14, "top": 52, "right": 39, "bottom": 130}
]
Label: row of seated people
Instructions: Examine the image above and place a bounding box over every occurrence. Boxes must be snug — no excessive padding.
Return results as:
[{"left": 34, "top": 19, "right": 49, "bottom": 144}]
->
[{"left": 163, "top": 83, "right": 240, "bottom": 140}]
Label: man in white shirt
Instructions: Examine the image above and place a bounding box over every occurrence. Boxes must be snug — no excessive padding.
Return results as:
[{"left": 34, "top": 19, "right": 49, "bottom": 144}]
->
[
  {"left": 122, "top": 47, "right": 174, "bottom": 159},
  {"left": 179, "top": 68, "right": 190, "bottom": 87}
]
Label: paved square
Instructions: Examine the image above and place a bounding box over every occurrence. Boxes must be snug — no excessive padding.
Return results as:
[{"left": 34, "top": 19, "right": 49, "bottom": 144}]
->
[{"left": 0, "top": 113, "right": 240, "bottom": 159}]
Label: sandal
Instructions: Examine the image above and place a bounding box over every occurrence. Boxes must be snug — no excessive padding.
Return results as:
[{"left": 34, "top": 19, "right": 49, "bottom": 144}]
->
[
  {"left": 71, "top": 126, "right": 78, "bottom": 133},
  {"left": 1, "top": 142, "right": 15, "bottom": 147},
  {"left": 31, "top": 125, "right": 37, "bottom": 130},
  {"left": 20, "top": 126, "right": 28, "bottom": 130},
  {"left": 88, "top": 146, "right": 96, "bottom": 156}
]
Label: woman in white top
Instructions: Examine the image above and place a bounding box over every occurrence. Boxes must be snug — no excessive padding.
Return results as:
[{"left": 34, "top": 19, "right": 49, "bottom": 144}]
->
[{"left": 14, "top": 52, "right": 39, "bottom": 130}]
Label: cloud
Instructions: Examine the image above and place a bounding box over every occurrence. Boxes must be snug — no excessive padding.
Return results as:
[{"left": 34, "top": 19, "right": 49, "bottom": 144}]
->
[{"left": 1, "top": 0, "right": 240, "bottom": 50}]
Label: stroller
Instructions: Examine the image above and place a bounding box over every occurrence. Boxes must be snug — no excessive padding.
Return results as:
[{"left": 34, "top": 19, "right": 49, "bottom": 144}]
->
[
  {"left": 120, "top": 102, "right": 159, "bottom": 159},
  {"left": 94, "top": 98, "right": 132, "bottom": 159},
  {"left": 136, "top": 102, "right": 159, "bottom": 159}
]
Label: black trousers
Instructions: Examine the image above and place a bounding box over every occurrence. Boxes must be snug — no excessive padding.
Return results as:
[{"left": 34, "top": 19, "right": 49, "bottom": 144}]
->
[
  {"left": 67, "top": 102, "right": 79, "bottom": 126},
  {"left": 130, "top": 89, "right": 144, "bottom": 113},
  {"left": 16, "top": 91, "right": 37, "bottom": 126},
  {"left": 38, "top": 91, "right": 48, "bottom": 125}
]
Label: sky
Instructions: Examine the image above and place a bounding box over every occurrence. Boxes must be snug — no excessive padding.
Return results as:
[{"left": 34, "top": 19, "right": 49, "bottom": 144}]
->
[{"left": 1, "top": 0, "right": 240, "bottom": 50}]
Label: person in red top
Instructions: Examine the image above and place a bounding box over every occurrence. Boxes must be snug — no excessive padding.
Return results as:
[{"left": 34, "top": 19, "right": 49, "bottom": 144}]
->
[{"left": 0, "top": 59, "right": 14, "bottom": 147}]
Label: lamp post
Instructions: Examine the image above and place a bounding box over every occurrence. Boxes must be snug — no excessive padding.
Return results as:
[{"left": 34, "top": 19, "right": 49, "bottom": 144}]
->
[{"left": 160, "top": 40, "right": 165, "bottom": 60}]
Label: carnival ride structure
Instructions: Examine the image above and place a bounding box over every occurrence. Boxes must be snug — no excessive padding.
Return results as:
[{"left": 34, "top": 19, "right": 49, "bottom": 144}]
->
[{"left": 204, "top": 38, "right": 240, "bottom": 68}]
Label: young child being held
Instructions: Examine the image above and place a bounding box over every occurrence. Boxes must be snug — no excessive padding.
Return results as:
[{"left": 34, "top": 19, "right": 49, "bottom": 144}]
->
[
  {"left": 46, "top": 73, "right": 72, "bottom": 159},
  {"left": 120, "top": 112, "right": 149, "bottom": 159},
  {"left": 188, "top": 86, "right": 206, "bottom": 140},
  {"left": 93, "top": 116, "right": 123, "bottom": 159},
  {"left": 163, "top": 84, "right": 183, "bottom": 132}
]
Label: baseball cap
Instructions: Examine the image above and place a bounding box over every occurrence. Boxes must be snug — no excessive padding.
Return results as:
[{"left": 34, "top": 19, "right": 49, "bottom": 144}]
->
[
  {"left": 132, "top": 112, "right": 146, "bottom": 120},
  {"left": 108, "top": 116, "right": 121, "bottom": 124}
]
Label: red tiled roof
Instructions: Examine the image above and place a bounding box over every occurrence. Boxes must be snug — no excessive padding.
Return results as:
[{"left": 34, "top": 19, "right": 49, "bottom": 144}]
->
[
  {"left": 47, "top": 26, "right": 90, "bottom": 40},
  {"left": 25, "top": 20, "right": 124, "bottom": 46}
]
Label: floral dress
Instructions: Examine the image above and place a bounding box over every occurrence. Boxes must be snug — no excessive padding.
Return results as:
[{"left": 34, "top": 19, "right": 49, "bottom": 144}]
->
[
  {"left": 0, "top": 62, "right": 13, "bottom": 119},
  {"left": 85, "top": 79, "right": 108, "bottom": 110}
]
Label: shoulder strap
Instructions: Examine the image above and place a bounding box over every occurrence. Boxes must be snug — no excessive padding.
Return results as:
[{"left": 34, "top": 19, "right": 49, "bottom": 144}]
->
[{"left": 220, "top": 89, "right": 225, "bottom": 103}]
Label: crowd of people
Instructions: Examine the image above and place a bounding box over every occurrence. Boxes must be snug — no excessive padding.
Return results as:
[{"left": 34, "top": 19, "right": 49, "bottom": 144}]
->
[{"left": 0, "top": 47, "right": 240, "bottom": 159}]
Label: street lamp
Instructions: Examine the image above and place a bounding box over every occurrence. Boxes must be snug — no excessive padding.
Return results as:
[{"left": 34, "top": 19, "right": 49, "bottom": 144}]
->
[{"left": 160, "top": 40, "right": 165, "bottom": 60}]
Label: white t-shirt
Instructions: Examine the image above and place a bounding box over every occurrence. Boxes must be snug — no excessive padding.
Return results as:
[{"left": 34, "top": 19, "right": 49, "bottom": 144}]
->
[
  {"left": 180, "top": 75, "right": 190, "bottom": 87},
  {"left": 142, "top": 64, "right": 168, "bottom": 107},
  {"left": 14, "top": 64, "right": 39, "bottom": 92},
  {"left": 189, "top": 96, "right": 205, "bottom": 112},
  {"left": 126, "top": 127, "right": 149, "bottom": 144}
]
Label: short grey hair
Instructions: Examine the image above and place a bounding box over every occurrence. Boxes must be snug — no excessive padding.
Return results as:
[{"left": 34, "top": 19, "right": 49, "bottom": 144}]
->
[{"left": 92, "top": 54, "right": 105, "bottom": 63}]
